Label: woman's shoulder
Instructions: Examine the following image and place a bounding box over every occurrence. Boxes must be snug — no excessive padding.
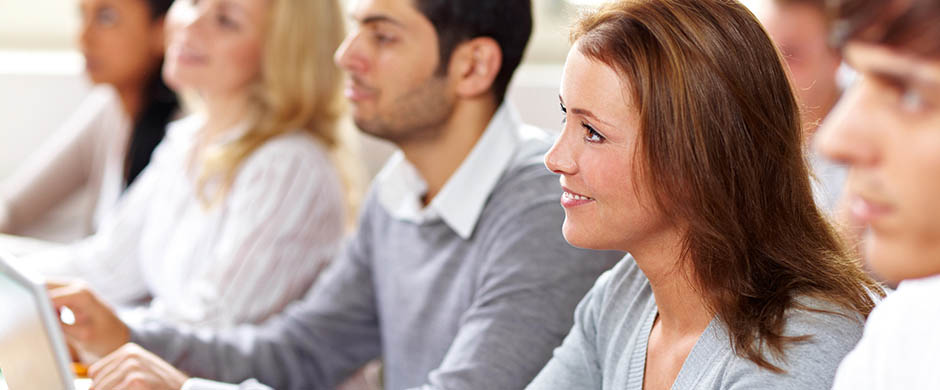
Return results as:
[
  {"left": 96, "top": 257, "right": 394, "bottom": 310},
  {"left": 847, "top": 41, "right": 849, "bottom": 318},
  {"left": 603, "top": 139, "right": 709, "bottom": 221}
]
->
[
  {"left": 243, "top": 129, "right": 332, "bottom": 168},
  {"left": 227, "top": 129, "right": 339, "bottom": 194},
  {"left": 81, "top": 85, "right": 122, "bottom": 112},
  {"left": 718, "top": 296, "right": 866, "bottom": 389},
  {"left": 768, "top": 295, "right": 867, "bottom": 371},
  {"left": 583, "top": 254, "right": 653, "bottom": 319},
  {"left": 784, "top": 295, "right": 867, "bottom": 342},
  {"left": 163, "top": 114, "right": 205, "bottom": 144},
  {"left": 60, "top": 85, "right": 129, "bottom": 138},
  {"left": 855, "top": 275, "right": 940, "bottom": 349},
  {"left": 603, "top": 254, "right": 648, "bottom": 294}
]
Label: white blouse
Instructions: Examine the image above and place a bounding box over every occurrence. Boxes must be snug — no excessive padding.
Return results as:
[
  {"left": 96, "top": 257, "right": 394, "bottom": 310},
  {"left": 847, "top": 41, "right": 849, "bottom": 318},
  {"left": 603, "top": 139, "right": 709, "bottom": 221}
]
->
[
  {"left": 1, "top": 86, "right": 129, "bottom": 239},
  {"left": 26, "top": 114, "right": 347, "bottom": 328}
]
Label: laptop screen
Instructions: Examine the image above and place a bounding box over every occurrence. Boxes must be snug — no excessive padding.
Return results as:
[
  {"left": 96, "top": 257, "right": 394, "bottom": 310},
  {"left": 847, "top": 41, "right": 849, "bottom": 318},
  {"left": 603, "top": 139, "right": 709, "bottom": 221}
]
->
[{"left": 0, "top": 267, "right": 72, "bottom": 390}]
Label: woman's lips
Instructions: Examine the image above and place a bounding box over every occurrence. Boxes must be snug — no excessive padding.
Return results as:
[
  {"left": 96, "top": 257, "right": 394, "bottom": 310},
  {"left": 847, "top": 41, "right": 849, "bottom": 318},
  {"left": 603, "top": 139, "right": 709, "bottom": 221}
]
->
[
  {"left": 561, "top": 187, "right": 595, "bottom": 208},
  {"left": 168, "top": 43, "right": 208, "bottom": 66}
]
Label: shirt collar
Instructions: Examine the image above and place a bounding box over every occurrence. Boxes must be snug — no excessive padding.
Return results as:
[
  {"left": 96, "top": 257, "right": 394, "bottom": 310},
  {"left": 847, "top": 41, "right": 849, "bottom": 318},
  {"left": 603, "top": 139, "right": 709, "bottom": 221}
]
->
[{"left": 376, "top": 104, "right": 525, "bottom": 239}]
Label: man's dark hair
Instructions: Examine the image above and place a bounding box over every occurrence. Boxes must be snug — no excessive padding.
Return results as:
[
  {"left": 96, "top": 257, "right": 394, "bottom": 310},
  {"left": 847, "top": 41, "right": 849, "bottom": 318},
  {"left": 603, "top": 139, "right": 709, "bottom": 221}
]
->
[
  {"left": 414, "top": 0, "right": 533, "bottom": 104},
  {"left": 829, "top": 0, "right": 940, "bottom": 58}
]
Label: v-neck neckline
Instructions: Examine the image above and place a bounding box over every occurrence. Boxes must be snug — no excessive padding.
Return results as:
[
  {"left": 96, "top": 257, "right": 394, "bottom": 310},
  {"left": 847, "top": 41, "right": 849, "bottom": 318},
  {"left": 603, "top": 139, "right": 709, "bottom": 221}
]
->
[{"left": 630, "top": 297, "right": 725, "bottom": 390}]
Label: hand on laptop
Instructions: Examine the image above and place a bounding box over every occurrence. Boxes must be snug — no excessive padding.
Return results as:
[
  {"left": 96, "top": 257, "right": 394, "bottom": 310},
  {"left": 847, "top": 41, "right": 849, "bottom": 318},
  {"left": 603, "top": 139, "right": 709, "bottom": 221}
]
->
[
  {"left": 87, "top": 343, "right": 189, "bottom": 390},
  {"left": 46, "top": 280, "right": 130, "bottom": 361}
]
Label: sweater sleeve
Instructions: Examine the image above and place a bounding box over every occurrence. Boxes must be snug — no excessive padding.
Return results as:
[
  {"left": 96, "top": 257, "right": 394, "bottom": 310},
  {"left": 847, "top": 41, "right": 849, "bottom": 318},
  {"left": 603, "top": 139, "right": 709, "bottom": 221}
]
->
[{"left": 525, "top": 271, "right": 612, "bottom": 390}]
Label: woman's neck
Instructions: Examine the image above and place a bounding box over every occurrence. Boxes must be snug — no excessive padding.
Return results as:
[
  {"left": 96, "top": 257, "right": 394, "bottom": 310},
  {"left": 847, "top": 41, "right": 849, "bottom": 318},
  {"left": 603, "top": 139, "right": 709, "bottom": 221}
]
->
[
  {"left": 115, "top": 84, "right": 145, "bottom": 122},
  {"left": 201, "top": 91, "right": 254, "bottom": 143},
  {"left": 631, "top": 230, "right": 713, "bottom": 336}
]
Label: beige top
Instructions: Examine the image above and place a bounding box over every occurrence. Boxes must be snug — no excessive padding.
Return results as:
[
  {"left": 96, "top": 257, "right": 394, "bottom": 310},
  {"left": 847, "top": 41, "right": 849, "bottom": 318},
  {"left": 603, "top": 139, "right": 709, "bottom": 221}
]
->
[{"left": 0, "top": 85, "right": 130, "bottom": 238}]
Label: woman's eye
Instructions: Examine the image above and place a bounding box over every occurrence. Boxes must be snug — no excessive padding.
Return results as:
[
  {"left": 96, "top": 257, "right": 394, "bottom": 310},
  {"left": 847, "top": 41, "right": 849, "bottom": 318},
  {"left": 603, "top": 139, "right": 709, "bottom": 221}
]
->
[
  {"left": 216, "top": 13, "right": 239, "bottom": 29},
  {"left": 583, "top": 124, "right": 604, "bottom": 143},
  {"left": 560, "top": 103, "right": 567, "bottom": 124},
  {"left": 97, "top": 7, "right": 119, "bottom": 26}
]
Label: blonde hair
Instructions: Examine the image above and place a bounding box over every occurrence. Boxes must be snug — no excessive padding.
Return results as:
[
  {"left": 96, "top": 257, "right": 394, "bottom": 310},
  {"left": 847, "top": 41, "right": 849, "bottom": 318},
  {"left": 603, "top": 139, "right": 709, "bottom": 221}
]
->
[{"left": 196, "top": 0, "right": 362, "bottom": 226}]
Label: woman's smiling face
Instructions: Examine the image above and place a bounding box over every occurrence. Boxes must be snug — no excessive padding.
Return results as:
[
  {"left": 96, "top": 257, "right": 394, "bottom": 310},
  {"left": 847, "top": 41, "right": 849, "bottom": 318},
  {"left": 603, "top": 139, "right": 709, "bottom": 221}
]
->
[{"left": 545, "top": 43, "right": 669, "bottom": 253}]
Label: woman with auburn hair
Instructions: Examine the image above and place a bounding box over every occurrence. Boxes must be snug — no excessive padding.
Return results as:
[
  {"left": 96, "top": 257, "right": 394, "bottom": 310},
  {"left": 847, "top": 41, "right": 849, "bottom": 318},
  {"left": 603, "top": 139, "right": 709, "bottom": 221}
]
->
[
  {"left": 528, "top": 0, "right": 882, "bottom": 389},
  {"left": 27, "top": 0, "right": 360, "bottom": 341}
]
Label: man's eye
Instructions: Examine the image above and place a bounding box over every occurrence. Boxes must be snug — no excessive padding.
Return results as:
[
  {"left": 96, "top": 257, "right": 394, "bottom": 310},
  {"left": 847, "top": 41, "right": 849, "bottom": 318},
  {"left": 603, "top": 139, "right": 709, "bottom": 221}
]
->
[{"left": 899, "top": 89, "right": 929, "bottom": 113}]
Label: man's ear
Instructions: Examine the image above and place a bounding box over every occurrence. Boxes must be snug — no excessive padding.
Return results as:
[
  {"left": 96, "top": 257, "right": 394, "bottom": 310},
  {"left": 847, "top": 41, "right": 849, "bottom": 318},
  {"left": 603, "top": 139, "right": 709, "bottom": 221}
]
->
[
  {"left": 151, "top": 17, "right": 167, "bottom": 58},
  {"left": 448, "top": 37, "right": 503, "bottom": 98}
]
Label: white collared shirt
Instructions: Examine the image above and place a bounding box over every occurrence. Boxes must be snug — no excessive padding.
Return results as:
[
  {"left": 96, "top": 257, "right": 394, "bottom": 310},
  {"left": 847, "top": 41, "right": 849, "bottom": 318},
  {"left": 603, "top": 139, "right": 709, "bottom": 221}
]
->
[
  {"left": 26, "top": 114, "right": 347, "bottom": 329},
  {"left": 375, "top": 104, "right": 545, "bottom": 239},
  {"left": 832, "top": 273, "right": 940, "bottom": 389}
]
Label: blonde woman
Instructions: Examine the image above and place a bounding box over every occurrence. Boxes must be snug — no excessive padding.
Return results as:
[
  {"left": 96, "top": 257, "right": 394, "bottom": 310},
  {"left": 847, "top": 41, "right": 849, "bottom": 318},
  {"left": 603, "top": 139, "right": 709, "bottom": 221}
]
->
[{"left": 26, "top": 0, "right": 359, "bottom": 336}]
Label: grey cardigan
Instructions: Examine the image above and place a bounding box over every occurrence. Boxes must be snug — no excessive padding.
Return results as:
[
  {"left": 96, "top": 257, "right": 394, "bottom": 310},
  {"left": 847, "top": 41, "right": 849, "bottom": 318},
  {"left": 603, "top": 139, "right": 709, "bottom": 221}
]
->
[{"left": 528, "top": 255, "right": 867, "bottom": 390}]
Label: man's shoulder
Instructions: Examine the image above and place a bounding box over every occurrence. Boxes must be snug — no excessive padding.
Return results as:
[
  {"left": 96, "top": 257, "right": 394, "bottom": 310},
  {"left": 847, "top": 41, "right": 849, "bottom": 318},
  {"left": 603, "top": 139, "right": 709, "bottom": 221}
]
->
[
  {"left": 488, "top": 125, "right": 558, "bottom": 208},
  {"left": 860, "top": 275, "right": 940, "bottom": 344}
]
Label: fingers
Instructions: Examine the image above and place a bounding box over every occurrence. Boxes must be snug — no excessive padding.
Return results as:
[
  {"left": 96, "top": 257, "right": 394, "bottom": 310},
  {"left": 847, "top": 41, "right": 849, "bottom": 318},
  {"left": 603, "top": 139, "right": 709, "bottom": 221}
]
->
[
  {"left": 88, "top": 344, "right": 188, "bottom": 390},
  {"left": 47, "top": 284, "right": 98, "bottom": 342},
  {"left": 88, "top": 343, "right": 127, "bottom": 379},
  {"left": 89, "top": 344, "right": 142, "bottom": 389},
  {"left": 44, "top": 277, "right": 81, "bottom": 291},
  {"left": 48, "top": 280, "right": 94, "bottom": 309},
  {"left": 44, "top": 281, "right": 129, "bottom": 358}
]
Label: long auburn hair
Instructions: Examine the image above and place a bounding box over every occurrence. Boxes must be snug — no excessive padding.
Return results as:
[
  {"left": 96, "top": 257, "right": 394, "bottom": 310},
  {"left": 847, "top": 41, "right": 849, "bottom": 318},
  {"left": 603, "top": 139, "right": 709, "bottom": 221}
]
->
[
  {"left": 195, "top": 0, "right": 362, "bottom": 224},
  {"left": 571, "top": 0, "right": 883, "bottom": 371}
]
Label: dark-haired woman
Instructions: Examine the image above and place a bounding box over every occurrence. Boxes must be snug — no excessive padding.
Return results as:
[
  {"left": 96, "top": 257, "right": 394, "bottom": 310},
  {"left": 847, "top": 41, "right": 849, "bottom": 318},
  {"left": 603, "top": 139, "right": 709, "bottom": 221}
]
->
[{"left": 0, "top": 0, "right": 178, "bottom": 238}]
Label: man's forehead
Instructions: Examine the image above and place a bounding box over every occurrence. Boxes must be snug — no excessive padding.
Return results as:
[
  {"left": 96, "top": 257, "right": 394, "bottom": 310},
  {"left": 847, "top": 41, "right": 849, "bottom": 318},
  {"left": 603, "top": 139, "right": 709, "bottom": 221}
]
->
[
  {"left": 349, "top": 0, "right": 422, "bottom": 25},
  {"left": 846, "top": 42, "right": 940, "bottom": 85}
]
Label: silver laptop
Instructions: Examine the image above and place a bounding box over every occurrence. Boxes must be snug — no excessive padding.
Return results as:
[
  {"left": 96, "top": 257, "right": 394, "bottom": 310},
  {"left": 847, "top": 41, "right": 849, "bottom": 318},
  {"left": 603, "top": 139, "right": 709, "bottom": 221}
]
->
[{"left": 0, "top": 251, "right": 80, "bottom": 390}]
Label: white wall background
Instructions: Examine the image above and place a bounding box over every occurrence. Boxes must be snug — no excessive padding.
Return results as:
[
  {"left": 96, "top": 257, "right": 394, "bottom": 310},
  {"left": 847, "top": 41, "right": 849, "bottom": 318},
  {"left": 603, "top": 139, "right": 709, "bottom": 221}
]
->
[
  {"left": 0, "top": 0, "right": 588, "bottom": 57},
  {"left": 0, "top": 0, "right": 768, "bottom": 177},
  {"left": 0, "top": 0, "right": 605, "bottom": 176},
  {"left": 0, "top": 0, "right": 80, "bottom": 50},
  {"left": 0, "top": 0, "right": 767, "bottom": 241}
]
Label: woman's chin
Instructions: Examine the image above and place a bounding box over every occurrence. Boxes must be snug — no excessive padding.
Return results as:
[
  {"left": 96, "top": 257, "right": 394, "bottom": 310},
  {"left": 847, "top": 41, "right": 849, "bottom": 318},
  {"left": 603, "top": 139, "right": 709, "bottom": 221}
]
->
[{"left": 562, "top": 221, "right": 606, "bottom": 251}]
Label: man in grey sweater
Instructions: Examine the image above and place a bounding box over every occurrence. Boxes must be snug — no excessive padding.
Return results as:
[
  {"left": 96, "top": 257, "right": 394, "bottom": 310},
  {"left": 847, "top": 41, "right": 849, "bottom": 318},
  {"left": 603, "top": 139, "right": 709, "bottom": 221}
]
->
[{"left": 48, "top": 0, "right": 623, "bottom": 389}]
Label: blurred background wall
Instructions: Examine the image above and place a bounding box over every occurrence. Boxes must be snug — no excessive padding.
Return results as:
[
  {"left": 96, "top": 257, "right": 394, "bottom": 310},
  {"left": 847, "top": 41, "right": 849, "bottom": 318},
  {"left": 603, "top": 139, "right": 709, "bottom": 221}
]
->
[
  {"left": 0, "top": 0, "right": 766, "bottom": 177},
  {"left": 1, "top": 0, "right": 663, "bottom": 175},
  {"left": 0, "top": 0, "right": 767, "bottom": 240}
]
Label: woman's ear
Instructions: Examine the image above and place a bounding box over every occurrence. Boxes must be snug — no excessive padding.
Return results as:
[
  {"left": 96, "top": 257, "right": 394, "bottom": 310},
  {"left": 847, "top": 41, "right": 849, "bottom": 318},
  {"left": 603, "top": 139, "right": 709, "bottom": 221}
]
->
[{"left": 448, "top": 37, "right": 503, "bottom": 99}]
